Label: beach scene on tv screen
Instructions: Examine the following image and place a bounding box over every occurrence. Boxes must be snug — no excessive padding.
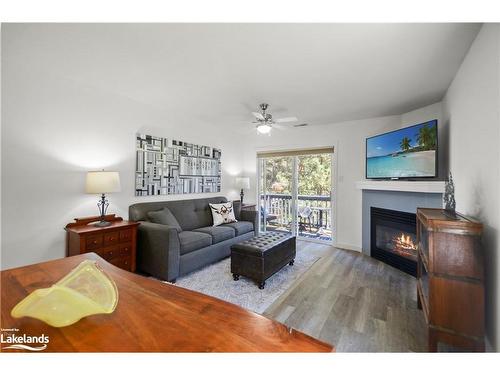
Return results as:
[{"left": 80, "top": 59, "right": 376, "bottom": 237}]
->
[{"left": 367, "top": 120, "right": 437, "bottom": 178}]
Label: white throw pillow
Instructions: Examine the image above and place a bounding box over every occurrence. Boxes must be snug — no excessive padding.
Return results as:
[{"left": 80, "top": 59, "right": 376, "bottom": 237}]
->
[{"left": 209, "top": 202, "right": 237, "bottom": 226}]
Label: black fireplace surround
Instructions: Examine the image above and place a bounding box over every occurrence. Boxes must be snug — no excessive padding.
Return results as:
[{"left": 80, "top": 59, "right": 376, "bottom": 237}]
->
[{"left": 370, "top": 207, "right": 417, "bottom": 276}]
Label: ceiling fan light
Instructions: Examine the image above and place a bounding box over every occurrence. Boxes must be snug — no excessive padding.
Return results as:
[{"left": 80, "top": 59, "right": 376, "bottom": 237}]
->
[{"left": 256, "top": 124, "right": 272, "bottom": 134}]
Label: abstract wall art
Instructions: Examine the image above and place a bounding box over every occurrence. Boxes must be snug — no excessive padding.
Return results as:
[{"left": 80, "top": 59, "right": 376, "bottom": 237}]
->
[{"left": 135, "top": 134, "right": 221, "bottom": 196}]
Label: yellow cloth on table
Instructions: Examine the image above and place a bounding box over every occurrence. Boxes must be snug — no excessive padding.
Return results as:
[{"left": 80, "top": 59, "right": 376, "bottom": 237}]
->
[{"left": 11, "top": 260, "right": 118, "bottom": 327}]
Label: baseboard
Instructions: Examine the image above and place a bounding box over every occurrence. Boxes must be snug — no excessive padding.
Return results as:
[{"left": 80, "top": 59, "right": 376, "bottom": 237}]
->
[{"left": 335, "top": 243, "right": 362, "bottom": 252}]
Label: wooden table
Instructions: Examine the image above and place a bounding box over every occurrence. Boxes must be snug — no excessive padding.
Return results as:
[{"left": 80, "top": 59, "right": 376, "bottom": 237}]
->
[{"left": 1, "top": 253, "right": 333, "bottom": 352}]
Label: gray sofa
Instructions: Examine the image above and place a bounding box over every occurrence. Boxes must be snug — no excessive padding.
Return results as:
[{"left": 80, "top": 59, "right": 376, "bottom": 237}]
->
[{"left": 129, "top": 196, "right": 258, "bottom": 282}]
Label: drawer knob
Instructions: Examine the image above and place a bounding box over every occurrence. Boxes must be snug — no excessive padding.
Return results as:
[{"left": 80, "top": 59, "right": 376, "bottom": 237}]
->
[{"left": 93, "top": 240, "right": 97, "bottom": 244}]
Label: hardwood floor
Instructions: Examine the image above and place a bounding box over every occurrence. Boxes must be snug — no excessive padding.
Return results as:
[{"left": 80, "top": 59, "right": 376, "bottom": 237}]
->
[{"left": 264, "top": 240, "right": 427, "bottom": 352}]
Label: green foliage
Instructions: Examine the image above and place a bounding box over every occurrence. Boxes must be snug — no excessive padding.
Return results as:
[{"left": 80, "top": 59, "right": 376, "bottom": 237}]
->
[
  {"left": 400, "top": 137, "right": 411, "bottom": 151},
  {"left": 416, "top": 124, "right": 436, "bottom": 150},
  {"left": 298, "top": 154, "right": 331, "bottom": 196},
  {"left": 262, "top": 154, "right": 332, "bottom": 196},
  {"left": 263, "top": 157, "right": 292, "bottom": 194}
]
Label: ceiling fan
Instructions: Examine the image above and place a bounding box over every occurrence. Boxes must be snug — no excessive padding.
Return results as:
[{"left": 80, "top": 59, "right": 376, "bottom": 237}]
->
[{"left": 251, "top": 103, "right": 300, "bottom": 134}]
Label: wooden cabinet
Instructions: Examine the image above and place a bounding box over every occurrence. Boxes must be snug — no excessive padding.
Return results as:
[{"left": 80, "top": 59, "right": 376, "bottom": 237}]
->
[
  {"left": 416, "top": 208, "right": 484, "bottom": 352},
  {"left": 65, "top": 214, "right": 139, "bottom": 272}
]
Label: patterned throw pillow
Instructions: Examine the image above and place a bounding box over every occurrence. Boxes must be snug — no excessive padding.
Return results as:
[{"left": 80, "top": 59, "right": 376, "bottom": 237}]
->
[{"left": 209, "top": 202, "right": 237, "bottom": 226}]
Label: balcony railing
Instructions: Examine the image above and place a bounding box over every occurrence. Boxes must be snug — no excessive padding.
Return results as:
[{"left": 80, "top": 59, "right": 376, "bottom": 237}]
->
[{"left": 259, "top": 193, "right": 332, "bottom": 239}]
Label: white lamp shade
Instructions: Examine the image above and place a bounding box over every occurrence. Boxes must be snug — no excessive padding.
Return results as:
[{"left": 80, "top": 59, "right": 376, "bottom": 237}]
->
[
  {"left": 86, "top": 171, "right": 121, "bottom": 194},
  {"left": 235, "top": 177, "right": 250, "bottom": 190}
]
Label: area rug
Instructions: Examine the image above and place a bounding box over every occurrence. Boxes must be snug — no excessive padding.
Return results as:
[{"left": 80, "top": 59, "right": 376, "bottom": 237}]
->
[{"left": 169, "top": 250, "right": 321, "bottom": 314}]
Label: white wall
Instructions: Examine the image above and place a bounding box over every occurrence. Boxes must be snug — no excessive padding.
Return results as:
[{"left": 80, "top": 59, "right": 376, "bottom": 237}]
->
[
  {"left": 240, "top": 102, "right": 445, "bottom": 251},
  {"left": 443, "top": 24, "right": 500, "bottom": 351},
  {"left": 1, "top": 62, "right": 242, "bottom": 270},
  {"left": 401, "top": 102, "right": 446, "bottom": 179},
  {"left": 239, "top": 115, "right": 402, "bottom": 251}
]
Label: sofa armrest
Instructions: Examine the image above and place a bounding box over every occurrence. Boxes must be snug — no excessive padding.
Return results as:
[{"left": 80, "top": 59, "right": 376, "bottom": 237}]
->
[
  {"left": 240, "top": 210, "right": 259, "bottom": 235},
  {"left": 233, "top": 200, "right": 242, "bottom": 220},
  {"left": 136, "top": 221, "right": 181, "bottom": 281}
]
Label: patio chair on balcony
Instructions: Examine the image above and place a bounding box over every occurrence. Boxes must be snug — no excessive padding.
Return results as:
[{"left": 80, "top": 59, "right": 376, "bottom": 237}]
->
[
  {"left": 297, "top": 206, "right": 313, "bottom": 233},
  {"left": 260, "top": 206, "right": 278, "bottom": 224}
]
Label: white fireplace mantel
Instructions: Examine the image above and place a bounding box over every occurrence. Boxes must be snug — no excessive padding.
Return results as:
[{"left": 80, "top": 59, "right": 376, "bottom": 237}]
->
[{"left": 356, "top": 180, "right": 445, "bottom": 194}]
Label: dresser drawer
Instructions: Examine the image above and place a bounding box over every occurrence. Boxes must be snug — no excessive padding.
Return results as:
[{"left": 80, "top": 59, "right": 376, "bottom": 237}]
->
[
  {"left": 85, "top": 234, "right": 103, "bottom": 250},
  {"left": 98, "top": 245, "right": 119, "bottom": 261},
  {"left": 66, "top": 219, "right": 138, "bottom": 273},
  {"left": 103, "top": 231, "right": 119, "bottom": 246},
  {"left": 119, "top": 229, "right": 133, "bottom": 243},
  {"left": 118, "top": 243, "right": 132, "bottom": 257},
  {"left": 109, "top": 255, "right": 132, "bottom": 271}
]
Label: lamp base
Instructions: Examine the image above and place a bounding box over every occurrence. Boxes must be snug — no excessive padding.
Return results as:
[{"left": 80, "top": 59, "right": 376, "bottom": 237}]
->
[{"left": 94, "top": 220, "right": 112, "bottom": 227}]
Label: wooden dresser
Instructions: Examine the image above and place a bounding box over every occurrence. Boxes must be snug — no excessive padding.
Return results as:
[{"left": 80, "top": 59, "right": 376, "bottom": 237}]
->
[
  {"left": 416, "top": 208, "right": 484, "bottom": 352},
  {"left": 65, "top": 214, "right": 139, "bottom": 272}
]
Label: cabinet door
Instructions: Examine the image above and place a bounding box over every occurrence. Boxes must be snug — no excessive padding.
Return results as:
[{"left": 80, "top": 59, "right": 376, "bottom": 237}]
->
[
  {"left": 429, "top": 277, "right": 484, "bottom": 338},
  {"left": 417, "top": 220, "right": 430, "bottom": 267}
]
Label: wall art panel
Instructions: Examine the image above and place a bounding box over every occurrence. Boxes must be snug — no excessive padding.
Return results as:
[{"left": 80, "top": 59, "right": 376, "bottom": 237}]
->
[{"left": 136, "top": 134, "right": 221, "bottom": 196}]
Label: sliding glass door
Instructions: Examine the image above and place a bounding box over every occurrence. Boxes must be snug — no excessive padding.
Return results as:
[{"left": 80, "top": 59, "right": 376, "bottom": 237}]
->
[
  {"left": 297, "top": 153, "right": 333, "bottom": 241},
  {"left": 258, "top": 156, "right": 295, "bottom": 236},
  {"left": 258, "top": 149, "right": 334, "bottom": 243}
]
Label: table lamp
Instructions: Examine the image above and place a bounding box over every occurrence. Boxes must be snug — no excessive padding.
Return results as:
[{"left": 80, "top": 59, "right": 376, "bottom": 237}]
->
[
  {"left": 86, "top": 170, "right": 121, "bottom": 227},
  {"left": 235, "top": 177, "right": 250, "bottom": 204}
]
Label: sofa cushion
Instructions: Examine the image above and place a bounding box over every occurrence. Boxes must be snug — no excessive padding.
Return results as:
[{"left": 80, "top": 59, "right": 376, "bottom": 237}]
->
[
  {"left": 209, "top": 202, "right": 237, "bottom": 226},
  {"left": 178, "top": 231, "right": 213, "bottom": 255},
  {"left": 193, "top": 226, "right": 235, "bottom": 244},
  {"left": 222, "top": 221, "right": 254, "bottom": 236},
  {"left": 129, "top": 196, "right": 229, "bottom": 231},
  {"left": 147, "top": 207, "right": 182, "bottom": 231}
]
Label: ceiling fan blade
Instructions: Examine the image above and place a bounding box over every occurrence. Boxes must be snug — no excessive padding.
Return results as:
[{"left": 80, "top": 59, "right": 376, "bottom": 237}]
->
[
  {"left": 274, "top": 124, "right": 286, "bottom": 130},
  {"left": 275, "top": 116, "right": 298, "bottom": 123},
  {"left": 252, "top": 112, "right": 265, "bottom": 121}
]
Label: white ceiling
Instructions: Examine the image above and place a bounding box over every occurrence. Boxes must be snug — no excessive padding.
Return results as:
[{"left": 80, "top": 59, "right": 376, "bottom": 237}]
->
[{"left": 4, "top": 23, "right": 481, "bottom": 129}]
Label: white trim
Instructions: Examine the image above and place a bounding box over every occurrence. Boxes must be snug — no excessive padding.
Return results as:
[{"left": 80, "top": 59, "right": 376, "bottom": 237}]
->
[
  {"left": 331, "top": 140, "right": 338, "bottom": 246},
  {"left": 256, "top": 147, "right": 337, "bottom": 245},
  {"left": 335, "top": 243, "right": 362, "bottom": 252},
  {"left": 355, "top": 180, "right": 445, "bottom": 194}
]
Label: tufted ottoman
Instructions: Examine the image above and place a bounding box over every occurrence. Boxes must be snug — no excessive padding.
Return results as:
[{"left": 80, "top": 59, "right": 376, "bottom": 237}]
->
[{"left": 230, "top": 232, "right": 296, "bottom": 289}]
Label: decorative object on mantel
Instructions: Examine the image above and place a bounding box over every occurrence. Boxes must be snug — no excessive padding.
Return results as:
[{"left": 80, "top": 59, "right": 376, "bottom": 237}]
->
[
  {"left": 85, "top": 170, "right": 121, "bottom": 227},
  {"left": 443, "top": 172, "right": 456, "bottom": 215},
  {"left": 135, "top": 133, "right": 221, "bottom": 196},
  {"left": 235, "top": 176, "right": 250, "bottom": 203}
]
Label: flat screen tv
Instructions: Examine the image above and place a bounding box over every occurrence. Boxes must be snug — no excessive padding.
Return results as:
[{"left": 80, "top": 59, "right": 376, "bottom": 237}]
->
[{"left": 366, "top": 120, "right": 438, "bottom": 179}]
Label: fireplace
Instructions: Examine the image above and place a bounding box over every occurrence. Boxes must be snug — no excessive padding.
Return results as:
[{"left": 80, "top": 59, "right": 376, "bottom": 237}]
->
[{"left": 370, "top": 207, "right": 417, "bottom": 276}]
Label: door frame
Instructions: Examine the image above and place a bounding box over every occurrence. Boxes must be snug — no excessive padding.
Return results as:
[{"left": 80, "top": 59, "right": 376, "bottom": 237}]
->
[{"left": 255, "top": 144, "right": 337, "bottom": 246}]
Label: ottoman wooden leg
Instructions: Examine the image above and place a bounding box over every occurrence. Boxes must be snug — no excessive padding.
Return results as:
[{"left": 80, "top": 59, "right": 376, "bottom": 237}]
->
[
  {"left": 233, "top": 274, "right": 240, "bottom": 281},
  {"left": 258, "top": 281, "right": 266, "bottom": 289}
]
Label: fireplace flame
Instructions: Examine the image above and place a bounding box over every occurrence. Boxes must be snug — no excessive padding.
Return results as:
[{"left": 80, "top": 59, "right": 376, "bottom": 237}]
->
[
  {"left": 392, "top": 232, "right": 416, "bottom": 258},
  {"left": 399, "top": 234, "right": 412, "bottom": 245}
]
